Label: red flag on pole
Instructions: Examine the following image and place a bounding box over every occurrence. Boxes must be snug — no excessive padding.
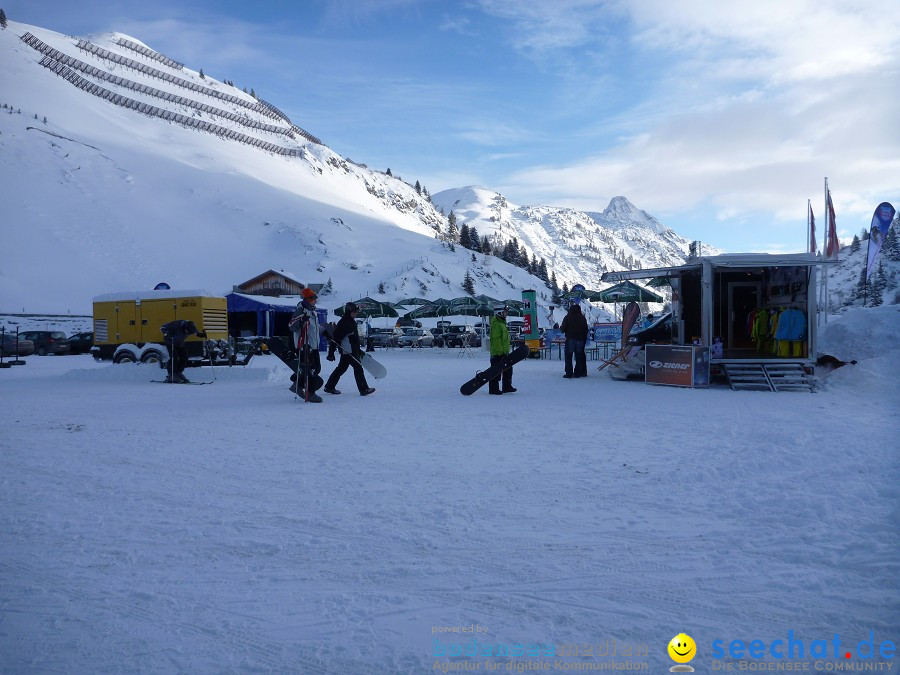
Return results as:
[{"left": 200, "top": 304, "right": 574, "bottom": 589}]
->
[
  {"left": 809, "top": 202, "right": 817, "bottom": 254},
  {"left": 825, "top": 190, "right": 840, "bottom": 259}
]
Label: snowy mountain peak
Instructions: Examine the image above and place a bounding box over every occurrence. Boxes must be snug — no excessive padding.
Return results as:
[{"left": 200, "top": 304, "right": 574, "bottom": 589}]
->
[{"left": 600, "top": 196, "right": 669, "bottom": 235}]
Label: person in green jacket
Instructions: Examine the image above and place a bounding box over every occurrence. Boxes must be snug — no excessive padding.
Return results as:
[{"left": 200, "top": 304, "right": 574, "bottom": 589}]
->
[{"left": 488, "top": 305, "right": 517, "bottom": 395}]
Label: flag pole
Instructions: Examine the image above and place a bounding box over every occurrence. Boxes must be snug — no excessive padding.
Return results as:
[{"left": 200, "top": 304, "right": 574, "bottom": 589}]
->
[{"left": 819, "top": 179, "right": 827, "bottom": 325}]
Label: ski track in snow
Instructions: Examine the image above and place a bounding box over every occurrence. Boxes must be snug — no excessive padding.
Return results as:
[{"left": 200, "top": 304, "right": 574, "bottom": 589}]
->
[{"left": 0, "top": 339, "right": 898, "bottom": 673}]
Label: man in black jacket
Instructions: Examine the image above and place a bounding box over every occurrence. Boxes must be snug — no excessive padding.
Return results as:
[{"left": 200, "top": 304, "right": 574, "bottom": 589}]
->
[
  {"left": 560, "top": 302, "right": 589, "bottom": 378},
  {"left": 160, "top": 319, "right": 207, "bottom": 383},
  {"left": 323, "top": 302, "right": 375, "bottom": 396}
]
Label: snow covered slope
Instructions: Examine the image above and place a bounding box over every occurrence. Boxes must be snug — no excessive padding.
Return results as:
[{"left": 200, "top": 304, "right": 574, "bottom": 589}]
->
[{"left": 0, "top": 22, "right": 547, "bottom": 314}]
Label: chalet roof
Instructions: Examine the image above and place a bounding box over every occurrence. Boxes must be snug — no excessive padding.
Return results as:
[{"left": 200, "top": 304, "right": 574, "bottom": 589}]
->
[{"left": 237, "top": 269, "right": 305, "bottom": 288}]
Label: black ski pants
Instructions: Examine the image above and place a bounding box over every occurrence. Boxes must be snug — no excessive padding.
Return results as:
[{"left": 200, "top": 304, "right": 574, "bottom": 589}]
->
[
  {"left": 489, "top": 355, "right": 513, "bottom": 394},
  {"left": 325, "top": 353, "right": 369, "bottom": 393}
]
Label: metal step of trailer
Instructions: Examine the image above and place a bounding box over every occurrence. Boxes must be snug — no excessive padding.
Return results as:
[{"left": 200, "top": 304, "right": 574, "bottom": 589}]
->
[
  {"left": 722, "top": 363, "right": 815, "bottom": 392},
  {"left": 723, "top": 364, "right": 773, "bottom": 391},
  {"left": 764, "top": 363, "right": 816, "bottom": 392}
]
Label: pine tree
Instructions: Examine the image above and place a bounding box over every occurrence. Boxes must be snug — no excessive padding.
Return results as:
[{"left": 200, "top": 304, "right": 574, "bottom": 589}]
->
[
  {"left": 854, "top": 267, "right": 870, "bottom": 304},
  {"left": 870, "top": 262, "right": 887, "bottom": 306},
  {"left": 386, "top": 168, "right": 392, "bottom": 176},
  {"left": 414, "top": 180, "right": 422, "bottom": 195},
  {"left": 462, "top": 270, "right": 475, "bottom": 295},
  {"left": 199, "top": 68, "right": 205, "bottom": 79},
  {"left": 481, "top": 235, "right": 491, "bottom": 255},
  {"left": 850, "top": 234, "right": 861, "bottom": 253},
  {"left": 0, "top": 9, "right": 7, "bottom": 29},
  {"left": 469, "top": 226, "right": 480, "bottom": 251},
  {"left": 459, "top": 224, "right": 471, "bottom": 250},
  {"left": 538, "top": 258, "right": 549, "bottom": 282},
  {"left": 446, "top": 211, "right": 459, "bottom": 244},
  {"left": 377, "top": 281, "right": 386, "bottom": 294},
  {"left": 885, "top": 225, "right": 900, "bottom": 262}
]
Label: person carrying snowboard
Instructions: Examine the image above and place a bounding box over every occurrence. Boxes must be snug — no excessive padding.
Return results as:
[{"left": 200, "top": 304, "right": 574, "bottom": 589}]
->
[
  {"left": 324, "top": 302, "right": 375, "bottom": 397},
  {"left": 160, "top": 319, "right": 207, "bottom": 383},
  {"left": 288, "top": 288, "right": 323, "bottom": 402},
  {"left": 488, "top": 305, "right": 517, "bottom": 395}
]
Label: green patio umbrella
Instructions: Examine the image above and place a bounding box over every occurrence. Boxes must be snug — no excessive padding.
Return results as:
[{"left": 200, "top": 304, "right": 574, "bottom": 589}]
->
[
  {"left": 405, "top": 298, "right": 454, "bottom": 319},
  {"left": 500, "top": 299, "right": 526, "bottom": 317},
  {"left": 592, "top": 281, "right": 663, "bottom": 304},
  {"left": 449, "top": 296, "right": 493, "bottom": 317},
  {"left": 392, "top": 297, "right": 431, "bottom": 308},
  {"left": 334, "top": 297, "right": 398, "bottom": 318}
]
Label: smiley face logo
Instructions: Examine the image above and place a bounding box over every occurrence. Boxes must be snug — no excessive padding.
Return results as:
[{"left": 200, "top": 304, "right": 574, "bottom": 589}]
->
[{"left": 668, "top": 633, "right": 696, "bottom": 664}]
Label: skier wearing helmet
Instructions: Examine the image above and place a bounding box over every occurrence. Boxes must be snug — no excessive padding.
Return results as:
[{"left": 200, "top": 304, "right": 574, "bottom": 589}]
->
[{"left": 488, "top": 305, "right": 517, "bottom": 395}]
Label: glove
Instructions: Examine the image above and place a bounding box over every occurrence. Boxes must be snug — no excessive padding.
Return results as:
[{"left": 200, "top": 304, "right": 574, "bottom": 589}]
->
[
  {"left": 326, "top": 349, "right": 336, "bottom": 362},
  {"left": 197, "top": 331, "right": 207, "bottom": 338}
]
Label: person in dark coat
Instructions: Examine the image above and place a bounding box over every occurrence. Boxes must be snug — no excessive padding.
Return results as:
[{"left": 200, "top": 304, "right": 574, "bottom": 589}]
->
[
  {"left": 324, "top": 302, "right": 375, "bottom": 396},
  {"left": 160, "top": 319, "right": 207, "bottom": 383},
  {"left": 560, "top": 302, "right": 589, "bottom": 378}
]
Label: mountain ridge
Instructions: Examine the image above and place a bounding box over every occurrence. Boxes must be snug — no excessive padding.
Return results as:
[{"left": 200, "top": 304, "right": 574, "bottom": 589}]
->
[{"left": 7, "top": 19, "right": 886, "bottom": 323}]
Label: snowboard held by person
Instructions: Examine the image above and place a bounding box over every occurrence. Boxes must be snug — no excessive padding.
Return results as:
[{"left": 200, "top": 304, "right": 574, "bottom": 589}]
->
[
  {"left": 288, "top": 288, "right": 324, "bottom": 402},
  {"left": 324, "top": 302, "right": 375, "bottom": 397},
  {"left": 488, "top": 305, "right": 517, "bottom": 395}
]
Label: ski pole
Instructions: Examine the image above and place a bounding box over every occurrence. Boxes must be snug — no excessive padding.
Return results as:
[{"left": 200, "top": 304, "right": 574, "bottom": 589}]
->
[
  {"left": 205, "top": 339, "right": 217, "bottom": 381},
  {"left": 296, "top": 321, "right": 307, "bottom": 402}
]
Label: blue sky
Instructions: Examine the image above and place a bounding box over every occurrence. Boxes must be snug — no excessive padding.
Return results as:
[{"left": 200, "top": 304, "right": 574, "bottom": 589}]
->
[{"left": 7, "top": 0, "right": 900, "bottom": 252}]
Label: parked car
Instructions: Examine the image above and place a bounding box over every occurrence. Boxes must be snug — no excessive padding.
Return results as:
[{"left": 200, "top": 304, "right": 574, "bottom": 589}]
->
[
  {"left": 395, "top": 317, "right": 423, "bottom": 329},
  {"left": 67, "top": 331, "right": 94, "bottom": 355},
  {"left": 441, "top": 325, "right": 477, "bottom": 348},
  {"left": 0, "top": 334, "right": 35, "bottom": 357},
  {"left": 507, "top": 320, "right": 525, "bottom": 338},
  {"left": 368, "top": 327, "right": 403, "bottom": 348},
  {"left": 398, "top": 328, "right": 434, "bottom": 348},
  {"left": 19, "top": 330, "right": 70, "bottom": 356}
]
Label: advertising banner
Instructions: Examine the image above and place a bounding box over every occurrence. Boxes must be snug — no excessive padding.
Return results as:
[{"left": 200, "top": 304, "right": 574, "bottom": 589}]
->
[
  {"left": 693, "top": 347, "right": 711, "bottom": 388},
  {"left": 866, "top": 202, "right": 896, "bottom": 279},
  {"left": 592, "top": 323, "right": 622, "bottom": 344},
  {"left": 520, "top": 289, "right": 539, "bottom": 341},
  {"left": 645, "top": 345, "right": 694, "bottom": 387}
]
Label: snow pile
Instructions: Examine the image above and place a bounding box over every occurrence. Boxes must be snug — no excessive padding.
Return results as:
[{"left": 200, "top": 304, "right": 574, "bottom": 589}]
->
[
  {"left": 817, "top": 305, "right": 900, "bottom": 393},
  {"left": 818, "top": 305, "right": 900, "bottom": 361}
]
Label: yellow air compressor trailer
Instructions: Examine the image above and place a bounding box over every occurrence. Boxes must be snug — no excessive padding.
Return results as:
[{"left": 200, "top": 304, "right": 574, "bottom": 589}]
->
[{"left": 92, "top": 289, "right": 230, "bottom": 365}]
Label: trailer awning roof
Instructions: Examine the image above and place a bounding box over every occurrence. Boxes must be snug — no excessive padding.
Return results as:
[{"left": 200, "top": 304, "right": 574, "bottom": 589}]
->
[{"left": 601, "top": 252, "right": 825, "bottom": 283}]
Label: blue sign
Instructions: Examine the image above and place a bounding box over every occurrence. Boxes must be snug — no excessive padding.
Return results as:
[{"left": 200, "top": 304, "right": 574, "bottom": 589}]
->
[{"left": 592, "top": 323, "right": 622, "bottom": 343}]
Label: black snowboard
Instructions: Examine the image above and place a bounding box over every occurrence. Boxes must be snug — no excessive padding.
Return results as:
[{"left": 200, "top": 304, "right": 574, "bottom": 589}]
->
[
  {"left": 266, "top": 336, "right": 325, "bottom": 392},
  {"left": 460, "top": 344, "right": 530, "bottom": 395},
  {"left": 151, "top": 380, "right": 213, "bottom": 385}
]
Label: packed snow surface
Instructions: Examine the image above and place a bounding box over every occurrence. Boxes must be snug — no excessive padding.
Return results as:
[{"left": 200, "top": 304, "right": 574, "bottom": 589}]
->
[{"left": 1, "top": 308, "right": 898, "bottom": 672}]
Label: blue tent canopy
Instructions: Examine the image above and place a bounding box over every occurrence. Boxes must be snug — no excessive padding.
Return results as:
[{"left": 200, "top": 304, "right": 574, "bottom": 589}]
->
[{"left": 226, "top": 293, "right": 300, "bottom": 337}]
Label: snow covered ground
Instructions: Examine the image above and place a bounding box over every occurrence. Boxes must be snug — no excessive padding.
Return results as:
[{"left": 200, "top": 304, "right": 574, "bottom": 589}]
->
[{"left": 1, "top": 308, "right": 898, "bottom": 673}]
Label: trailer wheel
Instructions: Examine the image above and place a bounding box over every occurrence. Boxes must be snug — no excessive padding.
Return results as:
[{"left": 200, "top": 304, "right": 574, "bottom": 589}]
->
[
  {"left": 113, "top": 350, "right": 137, "bottom": 364},
  {"left": 141, "top": 349, "right": 166, "bottom": 365}
]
